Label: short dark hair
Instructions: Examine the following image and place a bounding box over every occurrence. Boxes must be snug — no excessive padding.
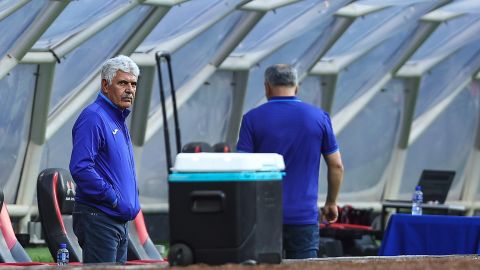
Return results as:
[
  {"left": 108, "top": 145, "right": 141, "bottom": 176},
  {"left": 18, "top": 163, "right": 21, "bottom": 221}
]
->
[{"left": 264, "top": 64, "right": 298, "bottom": 87}]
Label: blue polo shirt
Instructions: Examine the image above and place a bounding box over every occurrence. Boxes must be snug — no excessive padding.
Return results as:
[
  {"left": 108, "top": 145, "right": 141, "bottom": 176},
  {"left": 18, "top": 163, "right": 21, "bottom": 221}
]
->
[
  {"left": 237, "top": 96, "right": 338, "bottom": 225},
  {"left": 69, "top": 93, "right": 140, "bottom": 222}
]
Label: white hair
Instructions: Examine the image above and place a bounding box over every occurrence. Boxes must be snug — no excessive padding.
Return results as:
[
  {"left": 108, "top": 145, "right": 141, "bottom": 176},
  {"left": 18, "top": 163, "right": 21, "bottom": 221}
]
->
[{"left": 101, "top": 55, "right": 140, "bottom": 85}]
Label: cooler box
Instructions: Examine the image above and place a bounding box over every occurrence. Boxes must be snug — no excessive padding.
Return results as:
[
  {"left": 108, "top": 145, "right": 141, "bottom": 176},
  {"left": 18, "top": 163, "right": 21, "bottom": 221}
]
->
[{"left": 168, "top": 153, "right": 285, "bottom": 266}]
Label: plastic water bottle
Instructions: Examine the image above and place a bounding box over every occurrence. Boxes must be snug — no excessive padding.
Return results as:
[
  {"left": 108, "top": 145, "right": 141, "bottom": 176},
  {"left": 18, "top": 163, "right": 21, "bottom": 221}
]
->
[
  {"left": 57, "top": 243, "right": 69, "bottom": 265},
  {"left": 411, "top": 185, "right": 423, "bottom": 215}
]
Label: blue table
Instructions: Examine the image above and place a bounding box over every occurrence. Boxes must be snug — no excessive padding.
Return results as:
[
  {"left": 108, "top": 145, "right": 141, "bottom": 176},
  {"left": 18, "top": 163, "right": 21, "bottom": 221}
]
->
[{"left": 379, "top": 214, "right": 480, "bottom": 256}]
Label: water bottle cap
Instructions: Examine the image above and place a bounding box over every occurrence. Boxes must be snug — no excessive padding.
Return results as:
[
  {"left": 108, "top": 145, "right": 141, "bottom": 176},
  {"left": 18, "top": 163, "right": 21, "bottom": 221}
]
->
[
  {"left": 415, "top": 185, "right": 422, "bottom": 191},
  {"left": 60, "top": 243, "right": 67, "bottom": 248}
]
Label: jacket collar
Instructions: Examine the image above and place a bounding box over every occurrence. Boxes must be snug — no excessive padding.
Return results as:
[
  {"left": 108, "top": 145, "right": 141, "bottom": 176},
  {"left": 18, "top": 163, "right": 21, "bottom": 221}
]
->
[{"left": 97, "top": 92, "right": 131, "bottom": 120}]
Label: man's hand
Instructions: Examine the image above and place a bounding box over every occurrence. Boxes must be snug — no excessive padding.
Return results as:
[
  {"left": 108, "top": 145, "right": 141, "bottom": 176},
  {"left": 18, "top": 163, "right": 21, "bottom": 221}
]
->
[
  {"left": 321, "top": 202, "right": 338, "bottom": 224},
  {"left": 322, "top": 151, "right": 343, "bottom": 224}
]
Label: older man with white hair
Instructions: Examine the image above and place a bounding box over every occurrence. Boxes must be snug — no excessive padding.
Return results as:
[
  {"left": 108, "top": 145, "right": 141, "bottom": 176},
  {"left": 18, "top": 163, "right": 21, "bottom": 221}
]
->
[{"left": 69, "top": 55, "right": 140, "bottom": 264}]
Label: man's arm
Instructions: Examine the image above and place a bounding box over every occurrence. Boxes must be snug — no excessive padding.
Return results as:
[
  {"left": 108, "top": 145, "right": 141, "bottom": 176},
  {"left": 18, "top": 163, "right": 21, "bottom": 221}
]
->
[{"left": 322, "top": 151, "right": 344, "bottom": 223}]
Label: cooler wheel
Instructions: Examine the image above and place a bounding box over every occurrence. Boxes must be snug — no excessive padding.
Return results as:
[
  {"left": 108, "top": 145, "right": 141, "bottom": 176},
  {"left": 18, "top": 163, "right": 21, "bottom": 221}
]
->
[{"left": 168, "top": 243, "right": 193, "bottom": 266}]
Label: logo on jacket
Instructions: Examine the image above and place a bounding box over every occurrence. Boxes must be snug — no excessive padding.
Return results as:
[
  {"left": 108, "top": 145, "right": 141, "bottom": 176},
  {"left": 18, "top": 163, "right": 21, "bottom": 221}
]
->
[
  {"left": 112, "top": 129, "right": 119, "bottom": 135},
  {"left": 65, "top": 180, "right": 76, "bottom": 200}
]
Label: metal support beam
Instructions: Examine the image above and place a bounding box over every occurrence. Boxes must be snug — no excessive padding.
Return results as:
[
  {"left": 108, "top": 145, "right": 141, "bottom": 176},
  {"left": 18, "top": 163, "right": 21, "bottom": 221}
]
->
[
  {"left": 331, "top": 22, "right": 440, "bottom": 134},
  {"left": 29, "top": 64, "right": 56, "bottom": 145},
  {"left": 312, "top": 5, "right": 443, "bottom": 77},
  {"left": 409, "top": 46, "right": 480, "bottom": 145},
  {"left": 145, "top": 11, "right": 265, "bottom": 143},
  {"left": 142, "top": 0, "right": 189, "bottom": 5},
  {"left": 454, "top": 66, "right": 480, "bottom": 211},
  {"left": 132, "top": 1, "right": 243, "bottom": 66},
  {"left": 332, "top": 74, "right": 392, "bottom": 133},
  {"left": 397, "top": 20, "right": 480, "bottom": 77},
  {"left": 306, "top": 8, "right": 444, "bottom": 201},
  {"left": 320, "top": 75, "right": 338, "bottom": 115},
  {"left": 240, "top": 0, "right": 301, "bottom": 12},
  {"left": 210, "top": 11, "right": 265, "bottom": 67},
  {"left": 461, "top": 77, "right": 480, "bottom": 213},
  {"left": 5, "top": 205, "right": 32, "bottom": 218},
  {"left": 461, "top": 149, "right": 480, "bottom": 215},
  {"left": 391, "top": 22, "right": 440, "bottom": 74},
  {"left": 382, "top": 149, "right": 408, "bottom": 200},
  {"left": 421, "top": 6, "right": 461, "bottom": 22},
  {"left": 0, "top": 0, "right": 30, "bottom": 21},
  {"left": 0, "top": 0, "right": 68, "bottom": 80},
  {"left": 20, "top": 63, "right": 55, "bottom": 170},
  {"left": 335, "top": 2, "right": 387, "bottom": 18},
  {"left": 51, "top": 0, "right": 141, "bottom": 58},
  {"left": 381, "top": 77, "right": 420, "bottom": 200},
  {"left": 131, "top": 67, "right": 155, "bottom": 173},
  {"left": 226, "top": 71, "right": 249, "bottom": 148},
  {"left": 16, "top": 63, "right": 56, "bottom": 232},
  {"left": 339, "top": 11, "right": 456, "bottom": 201},
  {"left": 298, "top": 16, "right": 353, "bottom": 80},
  {"left": 117, "top": 7, "right": 170, "bottom": 55},
  {"left": 250, "top": 13, "right": 353, "bottom": 109},
  {"left": 222, "top": 1, "right": 345, "bottom": 71},
  {"left": 409, "top": 79, "right": 471, "bottom": 145},
  {"left": 145, "top": 64, "right": 217, "bottom": 142},
  {"left": 475, "top": 89, "right": 480, "bottom": 150},
  {"left": 20, "top": 5, "right": 170, "bottom": 65},
  {"left": 397, "top": 77, "right": 421, "bottom": 149},
  {"left": 46, "top": 6, "right": 170, "bottom": 140},
  {"left": 21, "top": 52, "right": 57, "bottom": 64},
  {"left": 46, "top": 73, "right": 99, "bottom": 141},
  {"left": 131, "top": 67, "right": 155, "bottom": 147},
  {"left": 296, "top": 17, "right": 353, "bottom": 116},
  {"left": 373, "top": 20, "right": 443, "bottom": 201}
]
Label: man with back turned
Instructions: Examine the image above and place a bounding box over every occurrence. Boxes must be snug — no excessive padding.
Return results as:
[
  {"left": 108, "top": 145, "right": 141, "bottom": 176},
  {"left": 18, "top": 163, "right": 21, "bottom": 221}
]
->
[
  {"left": 236, "top": 64, "right": 344, "bottom": 259},
  {"left": 69, "top": 55, "right": 140, "bottom": 264}
]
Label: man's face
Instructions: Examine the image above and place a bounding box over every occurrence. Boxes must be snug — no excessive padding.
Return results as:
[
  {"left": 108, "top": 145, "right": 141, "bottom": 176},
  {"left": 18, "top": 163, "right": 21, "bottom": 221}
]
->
[{"left": 102, "top": 70, "right": 137, "bottom": 110}]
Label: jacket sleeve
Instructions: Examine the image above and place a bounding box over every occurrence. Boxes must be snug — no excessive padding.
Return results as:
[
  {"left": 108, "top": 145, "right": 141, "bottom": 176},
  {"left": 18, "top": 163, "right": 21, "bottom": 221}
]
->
[
  {"left": 236, "top": 114, "right": 254, "bottom": 153},
  {"left": 69, "top": 111, "right": 117, "bottom": 206}
]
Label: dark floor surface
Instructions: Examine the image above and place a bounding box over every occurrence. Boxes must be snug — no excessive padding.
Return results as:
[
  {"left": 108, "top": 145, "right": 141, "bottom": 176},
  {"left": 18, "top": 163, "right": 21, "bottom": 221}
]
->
[{"left": 1, "top": 255, "right": 479, "bottom": 270}]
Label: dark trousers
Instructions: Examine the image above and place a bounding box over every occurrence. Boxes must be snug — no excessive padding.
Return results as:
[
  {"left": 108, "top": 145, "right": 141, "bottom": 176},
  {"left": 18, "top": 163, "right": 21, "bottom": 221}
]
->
[
  {"left": 283, "top": 224, "right": 319, "bottom": 259},
  {"left": 73, "top": 203, "right": 128, "bottom": 264}
]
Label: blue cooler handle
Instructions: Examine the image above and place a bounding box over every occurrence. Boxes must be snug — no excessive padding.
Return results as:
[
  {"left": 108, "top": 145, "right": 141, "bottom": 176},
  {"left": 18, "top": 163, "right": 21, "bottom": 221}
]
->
[{"left": 190, "top": 191, "right": 225, "bottom": 213}]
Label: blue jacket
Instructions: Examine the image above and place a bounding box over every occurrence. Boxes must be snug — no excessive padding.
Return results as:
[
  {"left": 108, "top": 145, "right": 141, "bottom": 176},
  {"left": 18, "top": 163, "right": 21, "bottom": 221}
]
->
[{"left": 69, "top": 93, "right": 140, "bottom": 222}]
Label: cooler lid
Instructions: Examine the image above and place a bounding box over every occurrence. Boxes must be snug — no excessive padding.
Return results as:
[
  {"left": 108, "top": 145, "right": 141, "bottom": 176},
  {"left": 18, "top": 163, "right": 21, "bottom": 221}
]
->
[
  {"left": 171, "top": 153, "right": 285, "bottom": 172},
  {"left": 169, "top": 171, "right": 284, "bottom": 182}
]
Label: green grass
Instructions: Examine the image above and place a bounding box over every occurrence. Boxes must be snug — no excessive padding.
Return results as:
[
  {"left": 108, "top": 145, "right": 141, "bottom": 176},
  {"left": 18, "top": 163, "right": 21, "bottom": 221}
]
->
[
  {"left": 25, "top": 246, "right": 54, "bottom": 262},
  {"left": 25, "top": 243, "right": 169, "bottom": 262},
  {"left": 153, "top": 241, "right": 169, "bottom": 258},
  {"left": 25, "top": 242, "right": 169, "bottom": 262}
]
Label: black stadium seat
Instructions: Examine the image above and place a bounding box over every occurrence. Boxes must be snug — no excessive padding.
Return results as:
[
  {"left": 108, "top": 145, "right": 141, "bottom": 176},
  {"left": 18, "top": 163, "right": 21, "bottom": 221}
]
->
[
  {"left": 37, "top": 168, "right": 162, "bottom": 262},
  {"left": 0, "top": 190, "right": 31, "bottom": 263},
  {"left": 319, "top": 205, "right": 379, "bottom": 256},
  {"left": 181, "top": 142, "right": 232, "bottom": 153},
  {"left": 181, "top": 142, "right": 212, "bottom": 153},
  {"left": 212, "top": 142, "right": 231, "bottom": 153},
  {"left": 37, "top": 168, "right": 82, "bottom": 263}
]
